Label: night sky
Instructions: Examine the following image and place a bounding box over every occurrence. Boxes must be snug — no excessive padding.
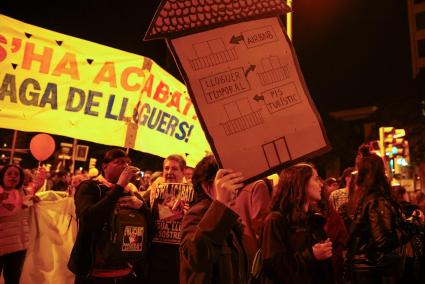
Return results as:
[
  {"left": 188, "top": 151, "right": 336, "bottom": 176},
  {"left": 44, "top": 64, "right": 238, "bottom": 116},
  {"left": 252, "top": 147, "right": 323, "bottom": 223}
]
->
[
  {"left": 0, "top": 0, "right": 413, "bottom": 114},
  {"left": 0, "top": 0, "right": 415, "bottom": 171}
]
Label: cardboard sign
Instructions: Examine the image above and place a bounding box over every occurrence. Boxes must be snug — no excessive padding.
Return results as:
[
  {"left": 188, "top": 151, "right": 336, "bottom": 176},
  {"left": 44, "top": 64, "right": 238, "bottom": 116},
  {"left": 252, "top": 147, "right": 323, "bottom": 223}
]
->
[
  {"left": 169, "top": 17, "right": 330, "bottom": 182},
  {"left": 0, "top": 14, "right": 211, "bottom": 166},
  {"left": 151, "top": 183, "right": 194, "bottom": 244}
]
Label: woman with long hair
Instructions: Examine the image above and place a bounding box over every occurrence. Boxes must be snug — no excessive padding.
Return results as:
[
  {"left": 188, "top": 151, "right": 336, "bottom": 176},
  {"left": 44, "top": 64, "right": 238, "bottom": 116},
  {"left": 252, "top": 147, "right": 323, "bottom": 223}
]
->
[
  {"left": 261, "top": 163, "right": 334, "bottom": 283},
  {"left": 0, "top": 164, "right": 33, "bottom": 284},
  {"left": 345, "top": 153, "right": 420, "bottom": 283},
  {"left": 179, "top": 155, "right": 248, "bottom": 284}
]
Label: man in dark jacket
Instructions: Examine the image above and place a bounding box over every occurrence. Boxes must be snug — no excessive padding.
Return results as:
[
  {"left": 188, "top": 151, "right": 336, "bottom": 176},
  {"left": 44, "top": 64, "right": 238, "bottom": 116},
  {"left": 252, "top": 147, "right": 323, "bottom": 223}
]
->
[
  {"left": 68, "top": 149, "right": 150, "bottom": 284},
  {"left": 180, "top": 155, "right": 249, "bottom": 284}
]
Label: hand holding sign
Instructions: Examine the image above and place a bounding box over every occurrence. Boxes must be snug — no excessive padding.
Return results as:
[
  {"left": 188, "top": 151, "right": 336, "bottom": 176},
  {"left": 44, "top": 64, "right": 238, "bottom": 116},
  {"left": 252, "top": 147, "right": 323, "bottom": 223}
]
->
[
  {"left": 214, "top": 169, "right": 244, "bottom": 207},
  {"left": 30, "top": 134, "right": 55, "bottom": 162}
]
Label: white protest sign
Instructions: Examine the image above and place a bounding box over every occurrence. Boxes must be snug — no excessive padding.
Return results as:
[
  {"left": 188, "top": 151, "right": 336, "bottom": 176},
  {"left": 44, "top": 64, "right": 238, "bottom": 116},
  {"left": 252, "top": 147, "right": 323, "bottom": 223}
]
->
[{"left": 169, "top": 17, "right": 330, "bottom": 182}]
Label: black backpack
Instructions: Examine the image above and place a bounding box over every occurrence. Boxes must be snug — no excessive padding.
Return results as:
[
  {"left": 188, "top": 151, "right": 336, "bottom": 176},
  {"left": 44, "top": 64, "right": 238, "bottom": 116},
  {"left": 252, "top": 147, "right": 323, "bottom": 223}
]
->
[
  {"left": 69, "top": 181, "right": 150, "bottom": 275},
  {"left": 94, "top": 191, "right": 148, "bottom": 268}
]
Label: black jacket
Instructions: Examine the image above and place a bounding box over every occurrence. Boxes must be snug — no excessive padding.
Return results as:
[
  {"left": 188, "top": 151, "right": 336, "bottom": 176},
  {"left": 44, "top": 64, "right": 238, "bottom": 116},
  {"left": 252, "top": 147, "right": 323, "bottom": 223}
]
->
[
  {"left": 180, "top": 198, "right": 249, "bottom": 284},
  {"left": 261, "top": 211, "right": 334, "bottom": 284},
  {"left": 68, "top": 179, "right": 151, "bottom": 276},
  {"left": 346, "top": 192, "right": 410, "bottom": 277}
]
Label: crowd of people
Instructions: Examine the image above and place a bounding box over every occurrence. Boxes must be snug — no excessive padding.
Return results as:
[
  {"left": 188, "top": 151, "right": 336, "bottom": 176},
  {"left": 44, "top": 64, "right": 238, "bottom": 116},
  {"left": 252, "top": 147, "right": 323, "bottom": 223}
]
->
[{"left": 0, "top": 144, "right": 425, "bottom": 284}]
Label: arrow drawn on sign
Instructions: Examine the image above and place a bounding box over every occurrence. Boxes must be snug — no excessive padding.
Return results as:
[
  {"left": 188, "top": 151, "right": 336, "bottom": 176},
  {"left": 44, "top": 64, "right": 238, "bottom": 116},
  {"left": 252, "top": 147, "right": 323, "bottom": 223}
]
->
[
  {"left": 244, "top": 64, "right": 256, "bottom": 77},
  {"left": 230, "top": 34, "right": 244, "bottom": 44},
  {"left": 253, "top": 94, "right": 265, "bottom": 102}
]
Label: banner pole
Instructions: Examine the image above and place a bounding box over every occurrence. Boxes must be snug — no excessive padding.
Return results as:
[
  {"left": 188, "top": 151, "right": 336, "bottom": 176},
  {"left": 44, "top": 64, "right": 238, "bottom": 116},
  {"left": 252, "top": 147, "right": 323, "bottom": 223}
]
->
[
  {"left": 70, "top": 138, "right": 77, "bottom": 174},
  {"left": 9, "top": 130, "right": 18, "bottom": 164},
  {"left": 286, "top": 0, "right": 293, "bottom": 40}
]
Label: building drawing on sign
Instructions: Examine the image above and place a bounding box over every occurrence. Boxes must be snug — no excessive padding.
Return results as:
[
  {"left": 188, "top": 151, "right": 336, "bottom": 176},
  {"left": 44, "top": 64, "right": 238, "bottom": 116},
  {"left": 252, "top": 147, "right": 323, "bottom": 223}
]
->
[
  {"left": 257, "top": 56, "right": 290, "bottom": 85},
  {"left": 220, "top": 99, "right": 264, "bottom": 136},
  {"left": 190, "top": 38, "right": 238, "bottom": 71},
  {"left": 262, "top": 136, "right": 292, "bottom": 168}
]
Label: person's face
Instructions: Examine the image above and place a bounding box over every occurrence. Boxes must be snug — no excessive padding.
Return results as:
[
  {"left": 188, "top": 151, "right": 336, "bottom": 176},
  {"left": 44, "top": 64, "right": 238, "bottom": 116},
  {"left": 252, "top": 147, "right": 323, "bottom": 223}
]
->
[
  {"left": 328, "top": 182, "right": 339, "bottom": 193},
  {"left": 306, "top": 169, "right": 323, "bottom": 203},
  {"left": 184, "top": 168, "right": 194, "bottom": 182},
  {"left": 144, "top": 173, "right": 152, "bottom": 183},
  {"left": 163, "top": 159, "right": 184, "bottom": 183},
  {"left": 345, "top": 175, "right": 352, "bottom": 188},
  {"left": 103, "top": 157, "right": 131, "bottom": 184},
  {"left": 3, "top": 166, "right": 21, "bottom": 189}
]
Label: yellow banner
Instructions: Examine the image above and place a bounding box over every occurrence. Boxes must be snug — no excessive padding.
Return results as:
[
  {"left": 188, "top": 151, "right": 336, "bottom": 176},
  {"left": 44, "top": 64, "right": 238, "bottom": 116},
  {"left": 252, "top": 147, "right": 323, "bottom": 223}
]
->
[{"left": 0, "top": 15, "right": 210, "bottom": 166}]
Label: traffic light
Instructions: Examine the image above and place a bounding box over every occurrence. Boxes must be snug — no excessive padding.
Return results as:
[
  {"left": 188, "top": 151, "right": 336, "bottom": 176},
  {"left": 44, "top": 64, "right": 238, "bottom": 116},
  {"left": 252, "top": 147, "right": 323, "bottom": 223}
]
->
[
  {"left": 379, "top": 127, "right": 408, "bottom": 158},
  {"left": 379, "top": 127, "right": 395, "bottom": 157},
  {"left": 379, "top": 127, "right": 410, "bottom": 178},
  {"left": 393, "top": 139, "right": 410, "bottom": 164}
]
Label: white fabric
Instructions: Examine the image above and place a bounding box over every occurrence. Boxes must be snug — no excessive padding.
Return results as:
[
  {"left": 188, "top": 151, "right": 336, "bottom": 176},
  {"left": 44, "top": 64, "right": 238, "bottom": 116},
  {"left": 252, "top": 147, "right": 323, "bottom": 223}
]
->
[{"left": 20, "top": 192, "right": 77, "bottom": 284}]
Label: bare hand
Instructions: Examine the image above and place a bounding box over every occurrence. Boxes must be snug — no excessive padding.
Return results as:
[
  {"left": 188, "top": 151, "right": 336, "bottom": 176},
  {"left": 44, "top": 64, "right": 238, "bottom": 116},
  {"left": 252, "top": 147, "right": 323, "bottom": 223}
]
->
[
  {"left": 117, "top": 166, "right": 140, "bottom": 188},
  {"left": 312, "top": 238, "right": 333, "bottom": 260},
  {"left": 32, "top": 167, "right": 47, "bottom": 193},
  {"left": 118, "top": 195, "right": 144, "bottom": 209},
  {"left": 414, "top": 209, "right": 425, "bottom": 224},
  {"left": 214, "top": 169, "right": 244, "bottom": 206},
  {"left": 171, "top": 199, "right": 189, "bottom": 214},
  {"left": 183, "top": 202, "right": 190, "bottom": 214}
]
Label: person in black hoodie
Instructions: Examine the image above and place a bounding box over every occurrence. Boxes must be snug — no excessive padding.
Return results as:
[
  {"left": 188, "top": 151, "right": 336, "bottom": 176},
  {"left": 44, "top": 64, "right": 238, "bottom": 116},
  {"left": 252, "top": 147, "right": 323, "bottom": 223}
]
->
[
  {"left": 68, "top": 149, "right": 151, "bottom": 284},
  {"left": 261, "top": 163, "right": 334, "bottom": 284}
]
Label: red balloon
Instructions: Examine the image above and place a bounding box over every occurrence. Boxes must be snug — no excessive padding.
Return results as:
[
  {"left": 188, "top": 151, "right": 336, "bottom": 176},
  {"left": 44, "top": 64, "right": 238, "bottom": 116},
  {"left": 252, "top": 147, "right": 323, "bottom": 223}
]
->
[{"left": 30, "top": 134, "right": 56, "bottom": 161}]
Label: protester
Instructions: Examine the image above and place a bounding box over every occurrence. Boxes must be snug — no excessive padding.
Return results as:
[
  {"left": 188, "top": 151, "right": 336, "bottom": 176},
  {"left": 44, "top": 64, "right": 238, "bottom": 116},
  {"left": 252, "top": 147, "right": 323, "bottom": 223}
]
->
[
  {"left": 150, "top": 171, "right": 162, "bottom": 184},
  {"left": 329, "top": 167, "right": 354, "bottom": 213},
  {"left": 325, "top": 177, "right": 339, "bottom": 195},
  {"left": 0, "top": 164, "right": 42, "bottom": 284},
  {"left": 231, "top": 179, "right": 271, "bottom": 269},
  {"left": 50, "top": 171, "right": 71, "bottom": 191},
  {"left": 344, "top": 145, "right": 374, "bottom": 226},
  {"left": 138, "top": 170, "right": 152, "bottom": 191},
  {"left": 68, "top": 149, "right": 150, "bottom": 284},
  {"left": 391, "top": 185, "right": 425, "bottom": 283},
  {"left": 163, "top": 154, "right": 186, "bottom": 183},
  {"left": 261, "top": 163, "right": 334, "bottom": 283},
  {"left": 141, "top": 171, "right": 162, "bottom": 205},
  {"left": 148, "top": 154, "right": 188, "bottom": 284},
  {"left": 180, "top": 155, "right": 248, "bottom": 284},
  {"left": 183, "top": 167, "right": 194, "bottom": 183},
  {"left": 345, "top": 154, "right": 423, "bottom": 283},
  {"left": 315, "top": 183, "right": 348, "bottom": 284},
  {"left": 70, "top": 173, "right": 89, "bottom": 197}
]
